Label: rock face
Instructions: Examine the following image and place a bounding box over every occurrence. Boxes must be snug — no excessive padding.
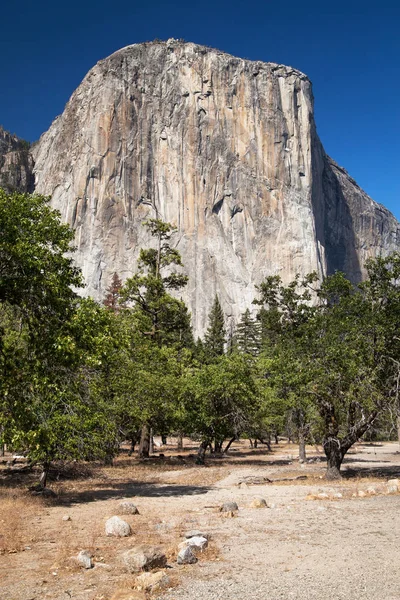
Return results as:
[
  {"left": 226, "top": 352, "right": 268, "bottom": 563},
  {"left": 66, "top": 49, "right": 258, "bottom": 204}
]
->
[
  {"left": 0, "top": 126, "right": 34, "bottom": 194},
  {"left": 31, "top": 40, "right": 400, "bottom": 335}
]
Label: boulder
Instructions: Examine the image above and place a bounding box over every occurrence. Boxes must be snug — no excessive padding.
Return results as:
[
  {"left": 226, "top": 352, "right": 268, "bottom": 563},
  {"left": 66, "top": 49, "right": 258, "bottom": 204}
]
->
[
  {"left": 123, "top": 545, "right": 167, "bottom": 573},
  {"left": 250, "top": 497, "right": 268, "bottom": 508},
  {"left": 220, "top": 501, "right": 238, "bottom": 512},
  {"left": 76, "top": 550, "right": 93, "bottom": 569},
  {"left": 179, "top": 536, "right": 208, "bottom": 552},
  {"left": 105, "top": 516, "right": 132, "bottom": 537},
  {"left": 387, "top": 479, "right": 399, "bottom": 493},
  {"left": 184, "top": 529, "right": 210, "bottom": 540},
  {"left": 177, "top": 546, "right": 198, "bottom": 565},
  {"left": 135, "top": 570, "right": 169, "bottom": 592},
  {"left": 118, "top": 501, "right": 139, "bottom": 515}
]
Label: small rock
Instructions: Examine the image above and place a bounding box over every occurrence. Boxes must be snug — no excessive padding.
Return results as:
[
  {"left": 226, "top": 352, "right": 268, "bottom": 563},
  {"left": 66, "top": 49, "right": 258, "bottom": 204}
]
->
[
  {"left": 177, "top": 546, "right": 198, "bottom": 565},
  {"left": 387, "top": 479, "right": 399, "bottom": 493},
  {"left": 250, "top": 497, "right": 268, "bottom": 509},
  {"left": 118, "top": 501, "right": 139, "bottom": 515},
  {"left": 76, "top": 550, "right": 93, "bottom": 569},
  {"left": 62, "top": 515, "right": 71, "bottom": 521},
  {"left": 123, "top": 546, "right": 167, "bottom": 573},
  {"left": 366, "top": 487, "right": 377, "bottom": 495},
  {"left": 105, "top": 516, "right": 132, "bottom": 537},
  {"left": 357, "top": 490, "right": 366, "bottom": 498},
  {"left": 317, "top": 493, "right": 329, "bottom": 500},
  {"left": 184, "top": 529, "right": 210, "bottom": 539},
  {"left": 333, "top": 492, "right": 343, "bottom": 499},
  {"left": 135, "top": 570, "right": 169, "bottom": 591},
  {"left": 179, "top": 536, "right": 208, "bottom": 552},
  {"left": 220, "top": 501, "right": 238, "bottom": 512}
]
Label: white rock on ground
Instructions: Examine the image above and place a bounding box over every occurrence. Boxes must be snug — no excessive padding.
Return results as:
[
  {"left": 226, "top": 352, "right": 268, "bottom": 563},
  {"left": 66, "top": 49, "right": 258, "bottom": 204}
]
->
[
  {"left": 387, "top": 479, "right": 399, "bottom": 493},
  {"left": 123, "top": 545, "right": 167, "bottom": 573},
  {"left": 76, "top": 550, "right": 93, "bottom": 569},
  {"left": 179, "top": 536, "right": 208, "bottom": 551},
  {"left": 105, "top": 516, "right": 132, "bottom": 537}
]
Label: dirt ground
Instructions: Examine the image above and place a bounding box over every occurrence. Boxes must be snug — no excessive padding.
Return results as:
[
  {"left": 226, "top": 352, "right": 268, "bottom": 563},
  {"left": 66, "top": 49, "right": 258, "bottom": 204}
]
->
[{"left": 1, "top": 440, "right": 400, "bottom": 600}]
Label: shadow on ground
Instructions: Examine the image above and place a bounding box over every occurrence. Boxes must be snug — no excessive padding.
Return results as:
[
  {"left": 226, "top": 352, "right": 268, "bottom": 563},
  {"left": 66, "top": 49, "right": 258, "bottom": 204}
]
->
[{"left": 54, "top": 480, "right": 212, "bottom": 506}]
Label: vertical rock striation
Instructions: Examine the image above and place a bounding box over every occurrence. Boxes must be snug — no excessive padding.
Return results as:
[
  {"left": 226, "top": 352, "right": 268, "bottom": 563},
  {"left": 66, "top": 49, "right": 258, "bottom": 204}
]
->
[
  {"left": 0, "top": 126, "right": 34, "bottom": 194},
  {"left": 31, "top": 40, "right": 399, "bottom": 335}
]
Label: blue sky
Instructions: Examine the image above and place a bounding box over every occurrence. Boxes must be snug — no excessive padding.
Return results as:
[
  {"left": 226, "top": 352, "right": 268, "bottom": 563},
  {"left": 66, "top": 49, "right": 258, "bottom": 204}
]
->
[{"left": 1, "top": 0, "right": 398, "bottom": 218}]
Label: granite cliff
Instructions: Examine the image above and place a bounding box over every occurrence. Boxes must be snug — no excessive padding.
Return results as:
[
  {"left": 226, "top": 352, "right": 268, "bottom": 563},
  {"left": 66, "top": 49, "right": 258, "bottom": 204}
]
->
[
  {"left": 22, "top": 40, "right": 400, "bottom": 334},
  {"left": 0, "top": 126, "right": 34, "bottom": 194}
]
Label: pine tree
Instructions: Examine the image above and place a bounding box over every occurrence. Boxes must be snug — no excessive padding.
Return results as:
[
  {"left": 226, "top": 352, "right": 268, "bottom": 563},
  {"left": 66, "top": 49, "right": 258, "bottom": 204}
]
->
[
  {"left": 204, "top": 295, "right": 226, "bottom": 359},
  {"left": 235, "top": 309, "right": 262, "bottom": 356},
  {"left": 103, "top": 272, "right": 123, "bottom": 312}
]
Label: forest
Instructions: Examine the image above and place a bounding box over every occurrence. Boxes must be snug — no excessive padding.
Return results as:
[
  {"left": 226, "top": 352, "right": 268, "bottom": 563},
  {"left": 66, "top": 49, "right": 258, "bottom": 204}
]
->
[{"left": 1, "top": 189, "right": 400, "bottom": 485}]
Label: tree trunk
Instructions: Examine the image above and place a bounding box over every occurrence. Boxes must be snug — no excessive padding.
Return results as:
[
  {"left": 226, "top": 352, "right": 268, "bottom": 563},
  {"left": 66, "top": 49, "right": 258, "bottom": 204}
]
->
[
  {"left": 196, "top": 440, "right": 208, "bottom": 465},
  {"left": 274, "top": 433, "right": 279, "bottom": 445},
  {"left": 149, "top": 428, "right": 154, "bottom": 455},
  {"left": 298, "top": 429, "right": 307, "bottom": 462},
  {"left": 161, "top": 434, "right": 167, "bottom": 445},
  {"left": 223, "top": 436, "right": 236, "bottom": 454},
  {"left": 39, "top": 461, "right": 50, "bottom": 488},
  {"left": 324, "top": 438, "right": 344, "bottom": 479},
  {"left": 214, "top": 438, "right": 224, "bottom": 453},
  {"left": 139, "top": 424, "right": 150, "bottom": 458},
  {"left": 128, "top": 438, "right": 136, "bottom": 456},
  {"left": 397, "top": 415, "right": 400, "bottom": 448},
  {"left": 177, "top": 433, "right": 183, "bottom": 450}
]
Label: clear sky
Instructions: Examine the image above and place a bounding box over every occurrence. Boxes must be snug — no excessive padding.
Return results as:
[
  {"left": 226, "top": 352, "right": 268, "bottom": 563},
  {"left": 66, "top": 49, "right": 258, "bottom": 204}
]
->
[{"left": 1, "top": 0, "right": 398, "bottom": 218}]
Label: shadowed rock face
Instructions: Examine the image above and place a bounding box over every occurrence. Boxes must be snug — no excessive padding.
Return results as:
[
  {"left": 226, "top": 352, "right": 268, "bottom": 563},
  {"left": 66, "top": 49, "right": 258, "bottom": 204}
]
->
[
  {"left": 31, "top": 40, "right": 400, "bottom": 335},
  {"left": 0, "top": 127, "right": 34, "bottom": 194}
]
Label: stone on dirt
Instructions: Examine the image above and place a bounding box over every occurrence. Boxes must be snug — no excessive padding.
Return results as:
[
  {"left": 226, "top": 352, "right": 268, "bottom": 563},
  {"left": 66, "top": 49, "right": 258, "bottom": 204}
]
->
[
  {"left": 123, "top": 545, "right": 167, "bottom": 573},
  {"left": 179, "top": 536, "right": 208, "bottom": 551},
  {"left": 177, "top": 546, "right": 198, "bottom": 565},
  {"left": 387, "top": 479, "right": 399, "bottom": 493},
  {"left": 118, "top": 501, "right": 139, "bottom": 515},
  {"left": 184, "top": 529, "right": 210, "bottom": 539},
  {"left": 220, "top": 501, "right": 238, "bottom": 512},
  {"left": 250, "top": 497, "right": 268, "bottom": 508},
  {"left": 76, "top": 550, "right": 93, "bottom": 569},
  {"left": 105, "top": 516, "right": 132, "bottom": 537},
  {"left": 62, "top": 515, "right": 71, "bottom": 521},
  {"left": 135, "top": 570, "right": 169, "bottom": 591}
]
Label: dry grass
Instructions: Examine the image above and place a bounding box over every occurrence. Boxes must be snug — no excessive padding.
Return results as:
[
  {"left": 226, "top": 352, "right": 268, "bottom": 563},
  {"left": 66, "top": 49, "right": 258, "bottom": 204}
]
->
[{"left": 0, "top": 490, "right": 41, "bottom": 554}]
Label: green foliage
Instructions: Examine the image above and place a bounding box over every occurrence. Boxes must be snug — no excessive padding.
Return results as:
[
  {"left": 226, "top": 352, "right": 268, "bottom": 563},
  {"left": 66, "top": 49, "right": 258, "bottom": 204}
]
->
[
  {"left": 0, "top": 191, "right": 117, "bottom": 470},
  {"left": 121, "top": 219, "right": 192, "bottom": 348},
  {"left": 234, "top": 309, "right": 262, "bottom": 356},
  {"left": 184, "top": 352, "right": 260, "bottom": 448},
  {"left": 204, "top": 295, "right": 226, "bottom": 359}
]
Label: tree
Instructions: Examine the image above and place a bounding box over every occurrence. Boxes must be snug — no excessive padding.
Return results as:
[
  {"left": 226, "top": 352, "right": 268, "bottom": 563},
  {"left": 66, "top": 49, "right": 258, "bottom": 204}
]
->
[
  {"left": 121, "top": 219, "right": 191, "bottom": 348},
  {"left": 103, "top": 272, "right": 124, "bottom": 312},
  {"left": 184, "top": 352, "right": 259, "bottom": 462},
  {"left": 0, "top": 191, "right": 118, "bottom": 485},
  {"left": 235, "top": 309, "right": 262, "bottom": 356},
  {"left": 255, "top": 268, "right": 394, "bottom": 479},
  {"left": 120, "top": 219, "right": 193, "bottom": 457},
  {"left": 204, "top": 295, "right": 226, "bottom": 359}
]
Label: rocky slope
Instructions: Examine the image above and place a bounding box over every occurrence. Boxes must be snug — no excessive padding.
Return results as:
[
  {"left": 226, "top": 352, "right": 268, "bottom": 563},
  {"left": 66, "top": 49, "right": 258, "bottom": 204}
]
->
[
  {"left": 30, "top": 40, "right": 399, "bottom": 334},
  {"left": 0, "top": 126, "right": 34, "bottom": 194}
]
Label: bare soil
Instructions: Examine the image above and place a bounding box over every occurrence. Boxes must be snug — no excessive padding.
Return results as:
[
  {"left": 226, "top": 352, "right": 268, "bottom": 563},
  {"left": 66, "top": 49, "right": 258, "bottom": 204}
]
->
[{"left": 1, "top": 440, "right": 400, "bottom": 600}]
